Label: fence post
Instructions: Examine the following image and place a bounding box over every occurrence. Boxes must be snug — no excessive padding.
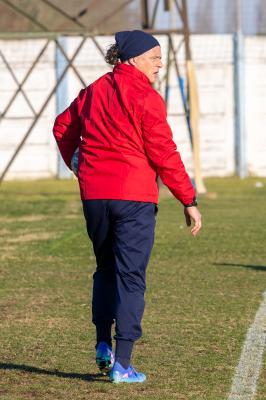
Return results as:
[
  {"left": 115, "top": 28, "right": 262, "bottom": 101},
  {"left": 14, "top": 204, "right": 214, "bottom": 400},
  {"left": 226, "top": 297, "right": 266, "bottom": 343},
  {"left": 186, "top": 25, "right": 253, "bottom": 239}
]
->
[
  {"left": 233, "top": 1, "right": 247, "bottom": 178},
  {"left": 55, "top": 36, "right": 72, "bottom": 179}
]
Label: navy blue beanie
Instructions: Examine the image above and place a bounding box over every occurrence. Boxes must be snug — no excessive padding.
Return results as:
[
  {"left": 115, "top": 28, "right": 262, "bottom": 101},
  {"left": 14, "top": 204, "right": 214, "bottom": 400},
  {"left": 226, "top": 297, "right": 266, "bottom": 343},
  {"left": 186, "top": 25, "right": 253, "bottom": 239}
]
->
[{"left": 115, "top": 30, "right": 160, "bottom": 61}]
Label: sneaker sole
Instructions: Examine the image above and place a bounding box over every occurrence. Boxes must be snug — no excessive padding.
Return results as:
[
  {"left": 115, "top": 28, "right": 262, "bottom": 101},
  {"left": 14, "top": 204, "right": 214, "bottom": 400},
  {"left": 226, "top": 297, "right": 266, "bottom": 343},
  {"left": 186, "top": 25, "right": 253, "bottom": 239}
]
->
[
  {"left": 111, "top": 378, "right": 146, "bottom": 384},
  {"left": 110, "top": 372, "right": 146, "bottom": 384},
  {"left": 96, "top": 357, "right": 113, "bottom": 374}
]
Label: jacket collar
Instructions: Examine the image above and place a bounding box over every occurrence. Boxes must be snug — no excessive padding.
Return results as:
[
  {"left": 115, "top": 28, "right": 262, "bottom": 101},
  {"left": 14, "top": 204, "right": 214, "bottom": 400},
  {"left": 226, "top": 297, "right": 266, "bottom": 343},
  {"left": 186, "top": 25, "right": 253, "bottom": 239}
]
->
[{"left": 113, "top": 63, "right": 150, "bottom": 85}]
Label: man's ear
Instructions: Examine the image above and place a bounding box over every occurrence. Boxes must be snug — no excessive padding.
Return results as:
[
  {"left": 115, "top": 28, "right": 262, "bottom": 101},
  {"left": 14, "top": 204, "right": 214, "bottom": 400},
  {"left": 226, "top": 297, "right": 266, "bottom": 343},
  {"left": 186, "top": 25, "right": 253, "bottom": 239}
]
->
[{"left": 128, "top": 57, "right": 137, "bottom": 66}]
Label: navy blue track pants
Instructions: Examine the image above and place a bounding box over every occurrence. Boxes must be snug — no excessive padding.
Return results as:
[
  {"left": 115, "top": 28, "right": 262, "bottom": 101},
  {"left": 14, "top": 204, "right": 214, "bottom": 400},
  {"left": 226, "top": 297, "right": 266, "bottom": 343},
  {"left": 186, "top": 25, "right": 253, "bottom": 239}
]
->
[{"left": 82, "top": 200, "right": 157, "bottom": 342}]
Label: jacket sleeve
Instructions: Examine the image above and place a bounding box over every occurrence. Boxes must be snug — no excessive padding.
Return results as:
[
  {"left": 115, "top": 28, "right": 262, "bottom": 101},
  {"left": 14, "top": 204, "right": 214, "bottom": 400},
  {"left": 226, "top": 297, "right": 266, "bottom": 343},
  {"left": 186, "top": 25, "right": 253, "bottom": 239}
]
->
[
  {"left": 53, "top": 88, "right": 86, "bottom": 169},
  {"left": 141, "top": 92, "right": 195, "bottom": 205}
]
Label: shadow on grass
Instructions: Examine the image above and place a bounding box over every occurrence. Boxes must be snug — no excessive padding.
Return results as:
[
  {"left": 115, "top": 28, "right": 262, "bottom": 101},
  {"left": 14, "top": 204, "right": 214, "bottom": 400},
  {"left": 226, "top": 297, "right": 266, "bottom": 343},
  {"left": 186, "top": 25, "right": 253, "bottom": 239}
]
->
[
  {"left": 0, "top": 363, "right": 108, "bottom": 382},
  {"left": 214, "top": 263, "right": 266, "bottom": 272}
]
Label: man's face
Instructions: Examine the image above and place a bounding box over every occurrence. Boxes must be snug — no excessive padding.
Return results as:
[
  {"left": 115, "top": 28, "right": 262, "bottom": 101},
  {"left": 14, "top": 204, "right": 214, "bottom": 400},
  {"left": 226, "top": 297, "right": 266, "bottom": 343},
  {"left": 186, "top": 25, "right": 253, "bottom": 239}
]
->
[{"left": 131, "top": 46, "right": 163, "bottom": 83}]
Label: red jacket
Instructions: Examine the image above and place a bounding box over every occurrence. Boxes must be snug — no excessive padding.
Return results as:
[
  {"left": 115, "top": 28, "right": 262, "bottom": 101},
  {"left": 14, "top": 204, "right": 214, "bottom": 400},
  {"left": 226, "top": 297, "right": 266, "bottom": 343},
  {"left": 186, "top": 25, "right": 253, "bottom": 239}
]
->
[{"left": 53, "top": 63, "right": 195, "bottom": 205}]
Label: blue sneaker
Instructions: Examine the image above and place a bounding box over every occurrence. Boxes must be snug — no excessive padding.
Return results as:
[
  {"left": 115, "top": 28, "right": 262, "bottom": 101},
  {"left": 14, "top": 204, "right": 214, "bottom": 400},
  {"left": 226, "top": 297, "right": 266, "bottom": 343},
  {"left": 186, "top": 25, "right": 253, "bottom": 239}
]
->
[
  {"left": 109, "top": 361, "right": 146, "bottom": 383},
  {"left": 96, "top": 342, "right": 114, "bottom": 374}
]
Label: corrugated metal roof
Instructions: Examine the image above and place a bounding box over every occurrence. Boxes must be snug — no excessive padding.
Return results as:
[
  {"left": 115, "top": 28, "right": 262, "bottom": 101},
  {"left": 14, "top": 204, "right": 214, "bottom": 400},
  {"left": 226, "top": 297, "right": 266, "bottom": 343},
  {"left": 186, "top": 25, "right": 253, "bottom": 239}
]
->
[
  {"left": 0, "top": 0, "right": 265, "bottom": 35},
  {"left": 0, "top": 0, "right": 141, "bottom": 34},
  {"left": 179, "top": 0, "right": 266, "bottom": 35},
  {"left": 147, "top": 0, "right": 266, "bottom": 35}
]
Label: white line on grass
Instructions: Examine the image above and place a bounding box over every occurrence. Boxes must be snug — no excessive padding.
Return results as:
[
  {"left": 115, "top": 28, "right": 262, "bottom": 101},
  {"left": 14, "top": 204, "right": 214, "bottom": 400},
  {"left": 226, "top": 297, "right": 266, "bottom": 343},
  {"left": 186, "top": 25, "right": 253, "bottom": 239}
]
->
[{"left": 228, "top": 290, "right": 266, "bottom": 400}]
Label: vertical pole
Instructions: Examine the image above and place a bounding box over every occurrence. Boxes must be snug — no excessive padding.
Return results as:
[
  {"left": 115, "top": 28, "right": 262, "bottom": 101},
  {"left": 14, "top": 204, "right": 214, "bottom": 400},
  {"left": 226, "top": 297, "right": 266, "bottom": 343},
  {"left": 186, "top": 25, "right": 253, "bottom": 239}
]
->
[
  {"left": 181, "top": 0, "right": 191, "bottom": 61},
  {"left": 234, "top": 0, "right": 247, "bottom": 178},
  {"left": 141, "top": 0, "right": 149, "bottom": 28},
  {"left": 180, "top": 0, "right": 206, "bottom": 194},
  {"left": 151, "top": 0, "right": 160, "bottom": 28},
  {"left": 164, "top": 35, "right": 171, "bottom": 109},
  {"left": 164, "top": 0, "right": 171, "bottom": 11},
  {"left": 55, "top": 36, "right": 72, "bottom": 179}
]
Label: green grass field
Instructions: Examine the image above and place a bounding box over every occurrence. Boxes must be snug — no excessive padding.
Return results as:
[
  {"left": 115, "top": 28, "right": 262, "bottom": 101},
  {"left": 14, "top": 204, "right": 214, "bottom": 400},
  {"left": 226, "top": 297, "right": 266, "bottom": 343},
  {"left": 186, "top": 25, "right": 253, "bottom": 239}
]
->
[{"left": 0, "top": 177, "right": 265, "bottom": 400}]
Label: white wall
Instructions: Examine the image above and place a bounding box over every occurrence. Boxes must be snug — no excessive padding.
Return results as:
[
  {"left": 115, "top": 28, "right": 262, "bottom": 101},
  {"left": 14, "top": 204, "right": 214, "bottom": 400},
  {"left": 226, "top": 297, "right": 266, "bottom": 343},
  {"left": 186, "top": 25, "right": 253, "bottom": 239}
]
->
[
  {"left": 0, "top": 39, "right": 57, "bottom": 179},
  {"left": 0, "top": 35, "right": 265, "bottom": 180},
  {"left": 166, "top": 35, "right": 234, "bottom": 177},
  {"left": 245, "top": 37, "right": 266, "bottom": 177}
]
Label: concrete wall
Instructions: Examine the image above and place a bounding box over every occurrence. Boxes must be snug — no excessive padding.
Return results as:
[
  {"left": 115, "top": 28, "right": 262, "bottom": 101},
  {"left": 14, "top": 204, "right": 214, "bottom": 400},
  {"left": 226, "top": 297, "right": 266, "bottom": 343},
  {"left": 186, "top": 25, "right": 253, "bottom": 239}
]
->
[
  {"left": 167, "top": 35, "right": 234, "bottom": 177},
  {"left": 245, "top": 37, "right": 266, "bottom": 176},
  {"left": 0, "top": 39, "right": 57, "bottom": 179},
  {"left": 0, "top": 35, "right": 265, "bottom": 180}
]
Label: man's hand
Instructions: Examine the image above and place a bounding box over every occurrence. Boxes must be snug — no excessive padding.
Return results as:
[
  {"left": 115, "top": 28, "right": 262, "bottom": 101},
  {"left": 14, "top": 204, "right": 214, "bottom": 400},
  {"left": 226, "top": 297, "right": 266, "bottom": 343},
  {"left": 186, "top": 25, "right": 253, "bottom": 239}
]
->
[{"left": 184, "top": 206, "right": 202, "bottom": 237}]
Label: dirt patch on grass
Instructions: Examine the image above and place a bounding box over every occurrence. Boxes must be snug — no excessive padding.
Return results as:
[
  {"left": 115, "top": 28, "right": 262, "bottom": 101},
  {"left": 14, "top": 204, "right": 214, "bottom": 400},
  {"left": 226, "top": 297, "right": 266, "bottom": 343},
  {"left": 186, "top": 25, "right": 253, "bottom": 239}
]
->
[
  {"left": 0, "top": 215, "right": 46, "bottom": 223},
  {"left": 7, "top": 232, "right": 58, "bottom": 243},
  {"left": 65, "top": 200, "right": 82, "bottom": 214},
  {"left": 0, "top": 300, "right": 17, "bottom": 319},
  {"left": 0, "top": 293, "right": 68, "bottom": 325},
  {"left": 0, "top": 245, "right": 17, "bottom": 260},
  {"left": 0, "top": 214, "right": 80, "bottom": 223},
  {"left": 0, "top": 228, "right": 11, "bottom": 236},
  {"left": 19, "top": 215, "right": 47, "bottom": 222}
]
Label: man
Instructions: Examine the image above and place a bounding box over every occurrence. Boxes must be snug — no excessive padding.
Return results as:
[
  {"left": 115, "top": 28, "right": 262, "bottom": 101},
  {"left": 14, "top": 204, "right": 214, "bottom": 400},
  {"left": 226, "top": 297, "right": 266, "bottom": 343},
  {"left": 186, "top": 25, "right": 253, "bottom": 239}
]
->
[{"left": 53, "top": 30, "right": 201, "bottom": 384}]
